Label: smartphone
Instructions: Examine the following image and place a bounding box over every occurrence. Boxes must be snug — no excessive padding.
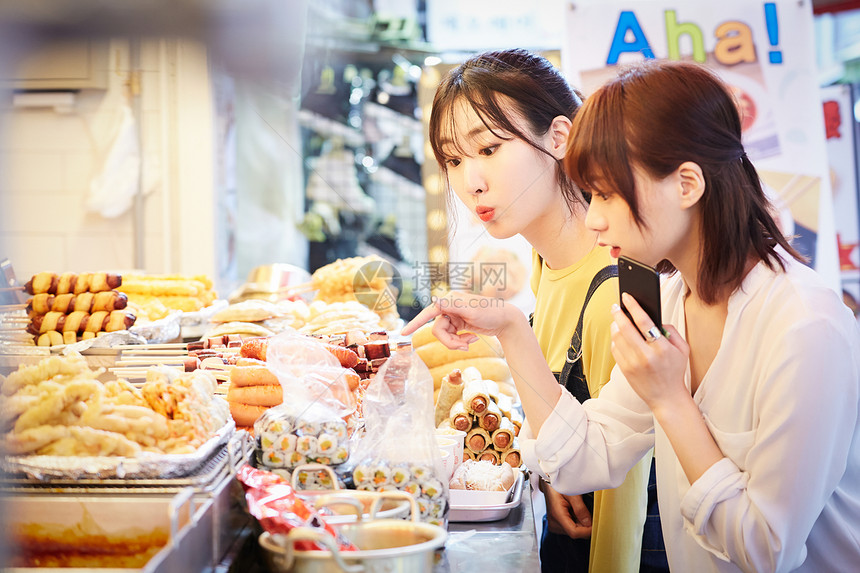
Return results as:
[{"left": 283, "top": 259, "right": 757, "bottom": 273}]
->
[{"left": 618, "top": 256, "right": 662, "bottom": 338}]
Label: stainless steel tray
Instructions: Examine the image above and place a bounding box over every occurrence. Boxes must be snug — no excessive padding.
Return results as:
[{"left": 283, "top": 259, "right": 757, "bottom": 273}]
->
[
  {"left": 448, "top": 470, "right": 524, "bottom": 523},
  {"left": 1, "top": 421, "right": 241, "bottom": 483},
  {"left": 2, "top": 487, "right": 214, "bottom": 572}
]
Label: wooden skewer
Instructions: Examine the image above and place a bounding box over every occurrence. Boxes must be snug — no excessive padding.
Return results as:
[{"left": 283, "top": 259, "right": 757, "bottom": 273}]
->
[
  {"left": 115, "top": 358, "right": 188, "bottom": 366},
  {"left": 0, "top": 303, "right": 27, "bottom": 311},
  {"left": 200, "top": 357, "right": 234, "bottom": 370},
  {"left": 121, "top": 349, "right": 190, "bottom": 356},
  {"left": 109, "top": 368, "right": 158, "bottom": 379},
  {"left": 114, "top": 343, "right": 188, "bottom": 350}
]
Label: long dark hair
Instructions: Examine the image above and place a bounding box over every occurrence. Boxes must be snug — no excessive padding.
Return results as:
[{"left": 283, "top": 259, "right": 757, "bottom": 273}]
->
[
  {"left": 429, "top": 49, "right": 585, "bottom": 210},
  {"left": 565, "top": 59, "right": 804, "bottom": 304}
]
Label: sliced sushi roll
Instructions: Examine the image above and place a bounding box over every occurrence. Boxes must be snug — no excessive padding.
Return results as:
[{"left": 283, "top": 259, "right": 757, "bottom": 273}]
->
[
  {"left": 286, "top": 451, "right": 306, "bottom": 468},
  {"left": 417, "top": 497, "right": 430, "bottom": 517},
  {"left": 323, "top": 420, "right": 348, "bottom": 441},
  {"left": 409, "top": 464, "right": 432, "bottom": 481},
  {"left": 356, "top": 482, "right": 375, "bottom": 491},
  {"left": 391, "top": 464, "right": 410, "bottom": 486},
  {"left": 316, "top": 470, "right": 335, "bottom": 489},
  {"left": 312, "top": 456, "right": 332, "bottom": 465},
  {"left": 295, "top": 470, "right": 314, "bottom": 489},
  {"left": 296, "top": 435, "right": 318, "bottom": 456},
  {"left": 379, "top": 484, "right": 399, "bottom": 492},
  {"left": 332, "top": 446, "right": 349, "bottom": 465},
  {"left": 265, "top": 418, "right": 291, "bottom": 435},
  {"left": 372, "top": 462, "right": 392, "bottom": 486},
  {"left": 429, "top": 499, "right": 446, "bottom": 518},
  {"left": 353, "top": 463, "right": 373, "bottom": 485},
  {"left": 260, "top": 432, "right": 278, "bottom": 450},
  {"left": 402, "top": 481, "right": 421, "bottom": 497},
  {"left": 317, "top": 433, "right": 338, "bottom": 455},
  {"left": 296, "top": 420, "right": 320, "bottom": 436},
  {"left": 421, "top": 478, "right": 444, "bottom": 500},
  {"left": 276, "top": 434, "right": 297, "bottom": 453},
  {"left": 263, "top": 450, "right": 286, "bottom": 468}
]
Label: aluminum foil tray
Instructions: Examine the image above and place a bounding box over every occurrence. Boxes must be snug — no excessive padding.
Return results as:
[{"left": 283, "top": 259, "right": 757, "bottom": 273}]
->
[{"left": 1, "top": 420, "right": 236, "bottom": 481}]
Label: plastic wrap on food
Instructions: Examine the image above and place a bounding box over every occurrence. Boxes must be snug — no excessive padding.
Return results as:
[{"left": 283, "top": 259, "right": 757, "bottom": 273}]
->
[
  {"left": 346, "top": 351, "right": 449, "bottom": 526},
  {"left": 255, "top": 404, "right": 350, "bottom": 471},
  {"left": 1, "top": 420, "right": 235, "bottom": 480},
  {"left": 129, "top": 311, "right": 181, "bottom": 344},
  {"left": 55, "top": 330, "right": 147, "bottom": 355},
  {"left": 179, "top": 299, "right": 228, "bottom": 327}
]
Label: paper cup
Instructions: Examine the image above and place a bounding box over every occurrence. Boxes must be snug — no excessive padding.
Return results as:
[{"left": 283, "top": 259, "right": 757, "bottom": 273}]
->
[
  {"left": 436, "top": 436, "right": 461, "bottom": 476},
  {"left": 439, "top": 448, "right": 455, "bottom": 480},
  {"left": 436, "top": 429, "right": 466, "bottom": 466}
]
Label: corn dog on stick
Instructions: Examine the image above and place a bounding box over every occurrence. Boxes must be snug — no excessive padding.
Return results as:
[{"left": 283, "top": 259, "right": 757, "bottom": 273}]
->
[
  {"left": 434, "top": 368, "right": 464, "bottom": 427},
  {"left": 448, "top": 400, "right": 474, "bottom": 433},
  {"left": 491, "top": 416, "right": 516, "bottom": 450},
  {"left": 478, "top": 398, "right": 503, "bottom": 433},
  {"left": 466, "top": 426, "right": 491, "bottom": 454},
  {"left": 462, "top": 368, "right": 491, "bottom": 415},
  {"left": 501, "top": 438, "right": 521, "bottom": 467},
  {"left": 478, "top": 449, "right": 501, "bottom": 464}
]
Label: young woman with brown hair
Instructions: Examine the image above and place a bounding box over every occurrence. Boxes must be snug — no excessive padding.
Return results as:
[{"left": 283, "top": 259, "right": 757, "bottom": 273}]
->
[{"left": 406, "top": 59, "right": 860, "bottom": 572}]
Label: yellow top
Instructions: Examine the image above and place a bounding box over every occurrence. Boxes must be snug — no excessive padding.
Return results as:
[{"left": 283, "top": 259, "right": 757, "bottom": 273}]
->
[{"left": 530, "top": 246, "right": 651, "bottom": 573}]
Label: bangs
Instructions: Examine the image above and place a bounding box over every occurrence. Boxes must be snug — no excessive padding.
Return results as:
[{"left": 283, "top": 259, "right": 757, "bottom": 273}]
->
[
  {"left": 430, "top": 86, "right": 521, "bottom": 166},
  {"left": 564, "top": 81, "right": 641, "bottom": 220}
]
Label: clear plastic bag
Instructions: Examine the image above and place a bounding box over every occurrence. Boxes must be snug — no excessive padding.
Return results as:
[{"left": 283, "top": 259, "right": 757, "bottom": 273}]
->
[
  {"left": 347, "top": 350, "right": 449, "bottom": 525},
  {"left": 254, "top": 332, "right": 357, "bottom": 471}
]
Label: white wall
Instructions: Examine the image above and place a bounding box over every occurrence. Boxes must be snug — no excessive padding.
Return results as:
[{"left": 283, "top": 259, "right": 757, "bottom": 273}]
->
[{"left": 0, "top": 38, "right": 217, "bottom": 283}]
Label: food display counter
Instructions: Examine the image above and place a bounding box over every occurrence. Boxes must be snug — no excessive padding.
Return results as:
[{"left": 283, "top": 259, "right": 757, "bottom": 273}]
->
[{"left": 1, "top": 263, "right": 540, "bottom": 572}]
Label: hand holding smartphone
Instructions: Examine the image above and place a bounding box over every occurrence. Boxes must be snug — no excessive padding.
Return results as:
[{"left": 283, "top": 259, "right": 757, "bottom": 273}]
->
[{"left": 618, "top": 256, "right": 662, "bottom": 339}]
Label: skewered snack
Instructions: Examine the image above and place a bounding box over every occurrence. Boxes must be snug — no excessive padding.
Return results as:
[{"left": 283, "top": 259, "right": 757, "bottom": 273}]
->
[
  {"left": 478, "top": 399, "right": 503, "bottom": 433},
  {"left": 462, "top": 369, "right": 491, "bottom": 415},
  {"left": 117, "top": 274, "right": 218, "bottom": 322},
  {"left": 500, "top": 440, "right": 521, "bottom": 467},
  {"left": 478, "top": 449, "right": 500, "bottom": 464},
  {"left": 434, "top": 369, "right": 463, "bottom": 427},
  {"left": 466, "top": 427, "right": 491, "bottom": 454},
  {"left": 28, "top": 310, "right": 136, "bottom": 336},
  {"left": 491, "top": 417, "right": 516, "bottom": 451},
  {"left": 448, "top": 400, "right": 473, "bottom": 433},
  {"left": 239, "top": 337, "right": 268, "bottom": 361},
  {"left": 27, "top": 291, "right": 128, "bottom": 316},
  {"left": 24, "top": 272, "right": 122, "bottom": 295},
  {"left": 436, "top": 365, "right": 523, "bottom": 467}
]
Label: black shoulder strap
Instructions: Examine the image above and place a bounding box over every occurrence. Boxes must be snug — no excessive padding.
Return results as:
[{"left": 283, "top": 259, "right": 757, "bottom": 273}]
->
[{"left": 559, "top": 264, "right": 617, "bottom": 403}]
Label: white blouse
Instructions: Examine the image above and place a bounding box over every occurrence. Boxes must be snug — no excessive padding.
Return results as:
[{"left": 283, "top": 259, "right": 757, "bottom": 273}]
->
[{"left": 520, "top": 253, "right": 860, "bottom": 572}]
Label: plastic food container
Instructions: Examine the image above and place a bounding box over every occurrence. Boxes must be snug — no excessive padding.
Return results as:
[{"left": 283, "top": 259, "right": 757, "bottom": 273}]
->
[{"left": 259, "top": 491, "right": 447, "bottom": 573}]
